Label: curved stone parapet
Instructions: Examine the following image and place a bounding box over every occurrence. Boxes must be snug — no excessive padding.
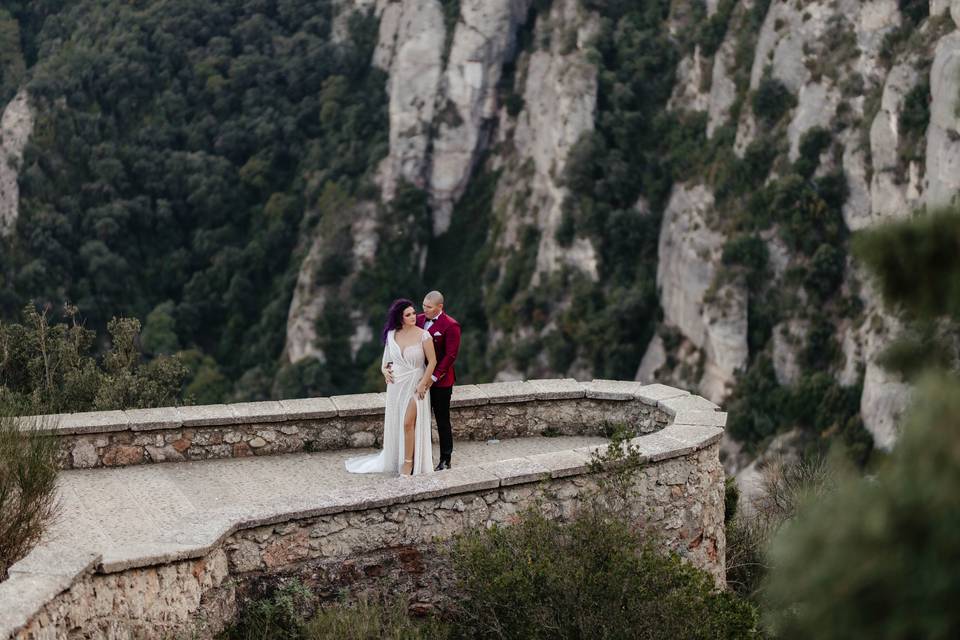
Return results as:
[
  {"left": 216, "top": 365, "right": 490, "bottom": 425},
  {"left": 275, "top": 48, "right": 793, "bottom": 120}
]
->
[
  {"left": 32, "top": 379, "right": 707, "bottom": 469},
  {"left": 1, "top": 379, "right": 727, "bottom": 639}
]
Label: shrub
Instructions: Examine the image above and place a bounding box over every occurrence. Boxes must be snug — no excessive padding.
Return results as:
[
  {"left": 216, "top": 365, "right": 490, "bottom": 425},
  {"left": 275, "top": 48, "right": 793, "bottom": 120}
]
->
[
  {"left": 804, "top": 243, "right": 845, "bottom": 302},
  {"left": 0, "top": 408, "right": 59, "bottom": 580},
  {"left": 0, "top": 304, "right": 188, "bottom": 413},
  {"left": 900, "top": 78, "right": 930, "bottom": 137},
  {"left": 722, "top": 235, "right": 769, "bottom": 289},
  {"left": 794, "top": 127, "right": 831, "bottom": 179},
  {"left": 752, "top": 75, "right": 797, "bottom": 126},
  {"left": 697, "top": 0, "right": 737, "bottom": 56},
  {"left": 304, "top": 597, "right": 450, "bottom": 639},
  {"left": 225, "top": 579, "right": 313, "bottom": 640},
  {"left": 770, "top": 172, "right": 847, "bottom": 256},
  {"left": 726, "top": 455, "right": 837, "bottom": 602},
  {"left": 451, "top": 508, "right": 758, "bottom": 639},
  {"left": 725, "top": 355, "right": 786, "bottom": 448},
  {"left": 853, "top": 207, "right": 960, "bottom": 320},
  {"left": 874, "top": 320, "right": 956, "bottom": 379}
]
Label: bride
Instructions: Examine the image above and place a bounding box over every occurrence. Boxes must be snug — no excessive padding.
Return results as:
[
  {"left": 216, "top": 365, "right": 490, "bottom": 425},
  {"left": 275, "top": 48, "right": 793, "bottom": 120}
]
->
[{"left": 345, "top": 298, "right": 437, "bottom": 476}]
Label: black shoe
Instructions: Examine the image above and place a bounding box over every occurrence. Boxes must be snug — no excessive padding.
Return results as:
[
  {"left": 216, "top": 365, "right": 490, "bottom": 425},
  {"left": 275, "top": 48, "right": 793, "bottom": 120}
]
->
[{"left": 435, "top": 459, "right": 451, "bottom": 471}]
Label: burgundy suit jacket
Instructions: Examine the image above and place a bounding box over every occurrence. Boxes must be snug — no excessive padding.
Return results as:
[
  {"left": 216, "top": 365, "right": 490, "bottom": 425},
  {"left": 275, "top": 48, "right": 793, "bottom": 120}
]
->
[{"left": 416, "top": 312, "right": 461, "bottom": 388}]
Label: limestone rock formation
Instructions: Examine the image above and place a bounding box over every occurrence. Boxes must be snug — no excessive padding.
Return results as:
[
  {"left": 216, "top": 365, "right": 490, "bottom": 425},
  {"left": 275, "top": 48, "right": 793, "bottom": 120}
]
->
[
  {"left": 0, "top": 88, "right": 33, "bottom": 236},
  {"left": 707, "top": 37, "right": 737, "bottom": 137},
  {"left": 771, "top": 320, "right": 808, "bottom": 386},
  {"left": 924, "top": 31, "right": 960, "bottom": 210},
  {"left": 374, "top": 0, "right": 446, "bottom": 201},
  {"left": 428, "top": 0, "right": 533, "bottom": 233},
  {"left": 654, "top": 184, "right": 748, "bottom": 402},
  {"left": 285, "top": 201, "right": 379, "bottom": 364},
  {"left": 864, "top": 64, "right": 923, "bottom": 226},
  {"left": 502, "top": 0, "right": 599, "bottom": 282}
]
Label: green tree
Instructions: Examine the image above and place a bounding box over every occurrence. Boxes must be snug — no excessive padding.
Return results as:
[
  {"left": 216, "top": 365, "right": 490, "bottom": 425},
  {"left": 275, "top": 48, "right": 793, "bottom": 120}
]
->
[
  {"left": 0, "top": 304, "right": 187, "bottom": 413},
  {"left": 141, "top": 300, "right": 180, "bottom": 355}
]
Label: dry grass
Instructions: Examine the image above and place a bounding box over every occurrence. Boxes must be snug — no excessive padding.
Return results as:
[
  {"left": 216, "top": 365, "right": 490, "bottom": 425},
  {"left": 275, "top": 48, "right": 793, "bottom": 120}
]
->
[{"left": 726, "top": 455, "right": 837, "bottom": 601}]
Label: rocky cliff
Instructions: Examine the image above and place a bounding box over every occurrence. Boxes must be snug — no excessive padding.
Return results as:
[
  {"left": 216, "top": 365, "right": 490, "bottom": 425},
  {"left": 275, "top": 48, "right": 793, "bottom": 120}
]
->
[
  {"left": 284, "top": 0, "right": 960, "bottom": 459},
  {"left": 4, "top": 0, "right": 957, "bottom": 464}
]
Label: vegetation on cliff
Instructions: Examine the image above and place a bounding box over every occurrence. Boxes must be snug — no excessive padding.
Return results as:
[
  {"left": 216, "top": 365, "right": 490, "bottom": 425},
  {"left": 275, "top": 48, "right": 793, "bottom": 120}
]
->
[{"left": 0, "top": 0, "right": 387, "bottom": 400}]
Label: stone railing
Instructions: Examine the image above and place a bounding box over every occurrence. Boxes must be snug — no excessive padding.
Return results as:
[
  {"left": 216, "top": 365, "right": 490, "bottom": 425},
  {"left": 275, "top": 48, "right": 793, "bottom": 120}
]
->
[
  {"left": 2, "top": 380, "right": 727, "bottom": 639},
  {"left": 33, "top": 379, "right": 715, "bottom": 469}
]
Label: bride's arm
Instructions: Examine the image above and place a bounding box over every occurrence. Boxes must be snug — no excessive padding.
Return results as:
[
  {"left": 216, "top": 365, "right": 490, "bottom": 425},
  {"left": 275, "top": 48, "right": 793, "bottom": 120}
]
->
[
  {"left": 417, "top": 332, "right": 437, "bottom": 397},
  {"left": 381, "top": 342, "right": 394, "bottom": 384}
]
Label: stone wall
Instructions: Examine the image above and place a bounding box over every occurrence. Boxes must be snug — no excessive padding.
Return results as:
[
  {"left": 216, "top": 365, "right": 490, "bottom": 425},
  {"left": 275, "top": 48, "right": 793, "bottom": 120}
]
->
[
  {"left": 2, "top": 379, "right": 727, "bottom": 639},
  {"left": 37, "top": 379, "right": 679, "bottom": 470}
]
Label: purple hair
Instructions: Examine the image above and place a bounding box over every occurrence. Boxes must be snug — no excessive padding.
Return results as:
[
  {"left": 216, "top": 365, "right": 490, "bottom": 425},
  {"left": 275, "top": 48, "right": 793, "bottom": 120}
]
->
[{"left": 382, "top": 298, "right": 415, "bottom": 344}]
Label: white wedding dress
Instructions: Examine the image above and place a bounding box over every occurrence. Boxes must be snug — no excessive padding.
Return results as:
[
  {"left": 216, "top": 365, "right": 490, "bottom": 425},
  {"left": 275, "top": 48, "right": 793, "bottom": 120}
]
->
[{"left": 345, "top": 329, "right": 434, "bottom": 475}]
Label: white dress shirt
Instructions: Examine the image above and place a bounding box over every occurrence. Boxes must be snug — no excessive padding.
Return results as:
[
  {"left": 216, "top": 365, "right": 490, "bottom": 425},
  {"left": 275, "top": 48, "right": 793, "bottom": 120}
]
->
[{"left": 425, "top": 312, "right": 442, "bottom": 381}]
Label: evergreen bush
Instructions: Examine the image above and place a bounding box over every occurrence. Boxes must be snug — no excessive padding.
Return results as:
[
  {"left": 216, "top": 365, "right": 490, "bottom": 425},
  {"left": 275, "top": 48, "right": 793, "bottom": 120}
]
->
[{"left": 752, "top": 75, "right": 796, "bottom": 126}]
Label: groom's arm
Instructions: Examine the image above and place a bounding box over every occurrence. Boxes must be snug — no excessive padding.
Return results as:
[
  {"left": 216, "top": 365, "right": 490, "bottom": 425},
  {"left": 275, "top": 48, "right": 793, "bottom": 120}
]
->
[{"left": 432, "top": 322, "right": 461, "bottom": 384}]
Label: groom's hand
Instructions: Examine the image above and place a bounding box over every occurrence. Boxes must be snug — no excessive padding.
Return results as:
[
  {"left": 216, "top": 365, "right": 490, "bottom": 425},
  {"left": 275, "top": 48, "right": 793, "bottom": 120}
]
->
[{"left": 383, "top": 364, "right": 395, "bottom": 384}]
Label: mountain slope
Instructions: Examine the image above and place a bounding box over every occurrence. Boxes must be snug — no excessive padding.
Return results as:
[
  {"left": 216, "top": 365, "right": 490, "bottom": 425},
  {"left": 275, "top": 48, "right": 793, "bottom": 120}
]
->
[{"left": 3, "top": 0, "right": 959, "bottom": 463}]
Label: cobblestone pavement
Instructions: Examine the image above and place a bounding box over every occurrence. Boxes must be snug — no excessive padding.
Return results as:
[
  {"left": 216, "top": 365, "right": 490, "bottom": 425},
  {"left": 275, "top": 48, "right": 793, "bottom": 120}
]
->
[{"left": 41, "top": 436, "right": 606, "bottom": 563}]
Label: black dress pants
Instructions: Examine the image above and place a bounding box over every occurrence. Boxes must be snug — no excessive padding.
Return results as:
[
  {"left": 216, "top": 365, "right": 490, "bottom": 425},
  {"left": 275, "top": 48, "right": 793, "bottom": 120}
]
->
[{"left": 430, "top": 386, "right": 453, "bottom": 462}]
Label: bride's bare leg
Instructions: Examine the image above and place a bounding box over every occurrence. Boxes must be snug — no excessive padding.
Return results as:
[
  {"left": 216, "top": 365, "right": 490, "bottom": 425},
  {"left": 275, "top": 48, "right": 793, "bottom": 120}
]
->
[{"left": 402, "top": 398, "right": 417, "bottom": 475}]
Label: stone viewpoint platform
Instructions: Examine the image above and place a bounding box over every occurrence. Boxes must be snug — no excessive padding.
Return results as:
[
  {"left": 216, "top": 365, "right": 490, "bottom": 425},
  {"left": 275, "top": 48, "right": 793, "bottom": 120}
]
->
[{"left": 0, "top": 379, "right": 727, "bottom": 639}]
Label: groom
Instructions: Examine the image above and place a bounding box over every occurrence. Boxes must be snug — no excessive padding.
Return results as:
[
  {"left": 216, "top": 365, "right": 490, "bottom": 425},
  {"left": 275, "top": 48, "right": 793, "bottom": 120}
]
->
[{"left": 417, "top": 290, "right": 461, "bottom": 470}]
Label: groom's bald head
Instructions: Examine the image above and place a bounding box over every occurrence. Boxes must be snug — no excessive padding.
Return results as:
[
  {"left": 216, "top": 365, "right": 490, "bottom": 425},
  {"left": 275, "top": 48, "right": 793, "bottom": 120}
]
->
[{"left": 423, "top": 291, "right": 444, "bottom": 319}]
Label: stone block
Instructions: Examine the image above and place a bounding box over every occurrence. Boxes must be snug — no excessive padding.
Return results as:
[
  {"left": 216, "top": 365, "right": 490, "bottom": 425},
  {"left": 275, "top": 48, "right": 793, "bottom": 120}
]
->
[
  {"left": 102, "top": 444, "right": 144, "bottom": 467},
  {"left": 631, "top": 432, "right": 687, "bottom": 462},
  {"left": 572, "top": 442, "right": 608, "bottom": 458},
  {"left": 45, "top": 410, "right": 129, "bottom": 435},
  {"left": 634, "top": 383, "right": 690, "bottom": 404},
  {"left": 279, "top": 397, "right": 338, "bottom": 419},
  {"left": 658, "top": 424, "right": 724, "bottom": 450},
  {"left": 8, "top": 543, "right": 99, "bottom": 578},
  {"left": 178, "top": 404, "right": 238, "bottom": 427},
  {"left": 145, "top": 445, "right": 185, "bottom": 463},
  {"left": 673, "top": 409, "right": 727, "bottom": 428},
  {"left": 125, "top": 407, "right": 183, "bottom": 431},
  {"left": 584, "top": 379, "right": 641, "bottom": 401},
  {"left": 398, "top": 466, "right": 502, "bottom": 501},
  {"left": 231, "top": 400, "right": 286, "bottom": 423},
  {"left": 331, "top": 393, "right": 387, "bottom": 417},
  {"left": 528, "top": 378, "right": 587, "bottom": 400},
  {"left": 657, "top": 460, "right": 692, "bottom": 485},
  {"left": 475, "top": 381, "right": 536, "bottom": 404},
  {"left": 526, "top": 450, "right": 592, "bottom": 478},
  {"left": 478, "top": 457, "right": 551, "bottom": 486},
  {"left": 657, "top": 394, "right": 719, "bottom": 416},
  {"left": 99, "top": 542, "right": 202, "bottom": 573},
  {"left": 449, "top": 385, "right": 489, "bottom": 407},
  {"left": 0, "top": 572, "right": 79, "bottom": 639},
  {"left": 70, "top": 440, "right": 99, "bottom": 468}
]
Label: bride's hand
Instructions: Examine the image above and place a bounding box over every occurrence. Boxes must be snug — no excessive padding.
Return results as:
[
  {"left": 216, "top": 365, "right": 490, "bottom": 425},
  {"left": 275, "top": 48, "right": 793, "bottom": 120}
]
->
[{"left": 416, "top": 382, "right": 427, "bottom": 399}]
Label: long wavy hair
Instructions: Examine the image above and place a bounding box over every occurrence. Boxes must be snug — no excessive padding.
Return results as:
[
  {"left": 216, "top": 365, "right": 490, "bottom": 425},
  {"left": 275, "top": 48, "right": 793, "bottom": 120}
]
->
[{"left": 382, "top": 298, "right": 415, "bottom": 344}]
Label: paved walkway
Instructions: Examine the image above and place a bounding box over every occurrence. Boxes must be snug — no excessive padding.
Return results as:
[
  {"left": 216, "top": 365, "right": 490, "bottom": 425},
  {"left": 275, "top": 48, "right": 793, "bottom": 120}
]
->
[{"left": 37, "top": 436, "right": 606, "bottom": 572}]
